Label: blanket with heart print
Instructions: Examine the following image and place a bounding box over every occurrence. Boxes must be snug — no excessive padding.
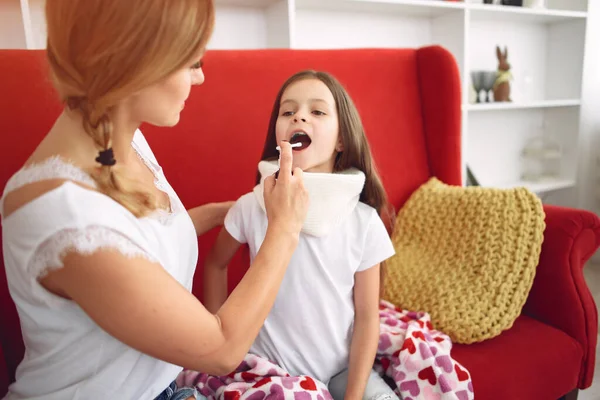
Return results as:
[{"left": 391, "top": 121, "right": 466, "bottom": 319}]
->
[
  {"left": 375, "top": 300, "right": 474, "bottom": 400},
  {"left": 176, "top": 300, "right": 474, "bottom": 400}
]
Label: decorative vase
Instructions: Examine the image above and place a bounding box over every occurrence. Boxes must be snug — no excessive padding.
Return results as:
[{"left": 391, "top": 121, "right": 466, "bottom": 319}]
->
[
  {"left": 521, "top": 134, "right": 562, "bottom": 182},
  {"left": 523, "top": 0, "right": 545, "bottom": 8}
]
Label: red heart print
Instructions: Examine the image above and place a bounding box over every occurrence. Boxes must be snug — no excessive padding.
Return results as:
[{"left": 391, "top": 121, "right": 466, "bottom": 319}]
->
[
  {"left": 242, "top": 372, "right": 260, "bottom": 381},
  {"left": 401, "top": 338, "right": 416, "bottom": 354},
  {"left": 300, "top": 377, "right": 317, "bottom": 391},
  {"left": 224, "top": 391, "right": 241, "bottom": 400},
  {"left": 253, "top": 377, "right": 272, "bottom": 388},
  {"left": 426, "top": 321, "right": 434, "bottom": 330},
  {"left": 418, "top": 366, "right": 437, "bottom": 386},
  {"left": 434, "top": 337, "right": 445, "bottom": 343},
  {"left": 455, "top": 364, "right": 470, "bottom": 382},
  {"left": 412, "top": 331, "right": 426, "bottom": 341},
  {"left": 381, "top": 357, "right": 391, "bottom": 372}
]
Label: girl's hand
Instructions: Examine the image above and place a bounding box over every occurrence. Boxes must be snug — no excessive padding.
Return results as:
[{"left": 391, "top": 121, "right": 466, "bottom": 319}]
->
[
  {"left": 188, "top": 201, "right": 235, "bottom": 236},
  {"left": 213, "top": 201, "right": 235, "bottom": 225}
]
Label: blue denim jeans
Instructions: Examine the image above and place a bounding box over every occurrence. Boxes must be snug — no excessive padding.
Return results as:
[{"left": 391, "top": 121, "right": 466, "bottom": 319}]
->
[
  {"left": 328, "top": 368, "right": 400, "bottom": 400},
  {"left": 154, "top": 380, "right": 207, "bottom": 400}
]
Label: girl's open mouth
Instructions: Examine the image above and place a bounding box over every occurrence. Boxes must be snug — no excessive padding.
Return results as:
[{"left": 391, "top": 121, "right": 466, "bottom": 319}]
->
[{"left": 289, "top": 132, "right": 311, "bottom": 150}]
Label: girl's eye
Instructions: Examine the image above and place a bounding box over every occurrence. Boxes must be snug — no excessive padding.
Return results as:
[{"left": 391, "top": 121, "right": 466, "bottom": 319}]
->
[
  {"left": 281, "top": 111, "right": 294, "bottom": 116},
  {"left": 191, "top": 60, "right": 204, "bottom": 69},
  {"left": 313, "top": 110, "right": 325, "bottom": 116}
]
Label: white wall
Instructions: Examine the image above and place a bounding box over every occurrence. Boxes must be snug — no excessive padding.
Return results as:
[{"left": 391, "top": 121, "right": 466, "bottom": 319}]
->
[
  {"left": 27, "top": 0, "right": 46, "bottom": 49},
  {"left": 208, "top": 6, "right": 267, "bottom": 49},
  {"left": 0, "top": 0, "right": 26, "bottom": 48},
  {"left": 577, "top": 0, "right": 600, "bottom": 262},
  {"left": 294, "top": 10, "right": 431, "bottom": 49}
]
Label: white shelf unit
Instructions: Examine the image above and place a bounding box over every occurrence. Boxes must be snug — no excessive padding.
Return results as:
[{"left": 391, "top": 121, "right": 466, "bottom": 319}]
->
[
  {"left": 3, "top": 0, "right": 589, "bottom": 196},
  {"left": 463, "top": 1, "right": 587, "bottom": 194}
]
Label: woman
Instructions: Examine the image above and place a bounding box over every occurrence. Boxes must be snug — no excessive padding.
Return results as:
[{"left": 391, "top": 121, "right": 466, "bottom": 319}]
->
[{"left": 0, "top": 1, "right": 308, "bottom": 399}]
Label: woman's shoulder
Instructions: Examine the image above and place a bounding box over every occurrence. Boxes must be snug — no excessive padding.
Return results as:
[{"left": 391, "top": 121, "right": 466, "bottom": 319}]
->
[
  {"left": 1, "top": 171, "right": 156, "bottom": 281},
  {"left": 1, "top": 156, "right": 139, "bottom": 235},
  {"left": 1, "top": 156, "right": 93, "bottom": 217},
  {"left": 2, "top": 155, "right": 96, "bottom": 197},
  {"left": 3, "top": 181, "right": 137, "bottom": 234}
]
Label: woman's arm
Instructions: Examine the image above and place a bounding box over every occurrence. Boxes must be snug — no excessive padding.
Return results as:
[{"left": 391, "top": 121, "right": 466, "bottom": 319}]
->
[
  {"left": 15, "top": 143, "right": 307, "bottom": 376},
  {"left": 203, "top": 228, "right": 242, "bottom": 313},
  {"left": 344, "top": 264, "right": 381, "bottom": 400},
  {"left": 188, "top": 201, "right": 234, "bottom": 236},
  {"left": 41, "top": 226, "right": 297, "bottom": 376}
]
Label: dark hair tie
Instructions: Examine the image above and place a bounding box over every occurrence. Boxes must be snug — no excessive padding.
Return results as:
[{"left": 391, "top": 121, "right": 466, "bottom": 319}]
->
[{"left": 96, "top": 148, "right": 116, "bottom": 166}]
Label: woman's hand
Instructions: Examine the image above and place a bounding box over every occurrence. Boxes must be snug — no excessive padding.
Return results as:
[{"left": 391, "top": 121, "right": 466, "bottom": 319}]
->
[
  {"left": 262, "top": 141, "right": 309, "bottom": 238},
  {"left": 188, "top": 201, "right": 235, "bottom": 236}
]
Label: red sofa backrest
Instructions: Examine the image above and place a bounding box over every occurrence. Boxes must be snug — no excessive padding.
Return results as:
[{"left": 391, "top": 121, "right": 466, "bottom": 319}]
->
[{"left": 0, "top": 47, "right": 461, "bottom": 393}]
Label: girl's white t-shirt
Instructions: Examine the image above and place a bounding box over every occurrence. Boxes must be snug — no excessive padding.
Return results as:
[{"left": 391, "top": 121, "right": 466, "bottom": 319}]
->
[
  {"left": 0, "top": 130, "right": 198, "bottom": 400},
  {"left": 224, "top": 191, "right": 395, "bottom": 384}
]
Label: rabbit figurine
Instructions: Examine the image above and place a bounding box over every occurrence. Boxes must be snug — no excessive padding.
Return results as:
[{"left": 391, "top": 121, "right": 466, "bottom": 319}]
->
[{"left": 493, "top": 45, "right": 512, "bottom": 102}]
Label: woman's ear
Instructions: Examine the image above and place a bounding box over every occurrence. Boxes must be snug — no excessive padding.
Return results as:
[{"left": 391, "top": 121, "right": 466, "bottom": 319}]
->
[{"left": 336, "top": 136, "right": 344, "bottom": 152}]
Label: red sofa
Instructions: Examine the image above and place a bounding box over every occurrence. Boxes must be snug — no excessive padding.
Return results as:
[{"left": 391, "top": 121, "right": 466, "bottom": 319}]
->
[{"left": 1, "top": 47, "right": 599, "bottom": 400}]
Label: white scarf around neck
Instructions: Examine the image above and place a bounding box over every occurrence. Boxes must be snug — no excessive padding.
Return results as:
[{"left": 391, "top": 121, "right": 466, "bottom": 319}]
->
[{"left": 253, "top": 160, "right": 366, "bottom": 237}]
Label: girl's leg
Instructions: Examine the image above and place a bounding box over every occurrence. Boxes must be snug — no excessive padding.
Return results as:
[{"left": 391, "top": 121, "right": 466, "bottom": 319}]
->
[
  {"left": 153, "top": 380, "right": 207, "bottom": 400},
  {"left": 154, "top": 381, "right": 177, "bottom": 400},
  {"left": 328, "top": 369, "right": 400, "bottom": 400},
  {"left": 362, "top": 370, "right": 400, "bottom": 400},
  {"left": 170, "top": 387, "right": 207, "bottom": 400},
  {"left": 328, "top": 369, "right": 349, "bottom": 400}
]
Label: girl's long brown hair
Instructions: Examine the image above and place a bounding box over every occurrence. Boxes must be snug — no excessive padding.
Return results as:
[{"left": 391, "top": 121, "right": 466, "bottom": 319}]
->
[
  {"left": 257, "top": 70, "right": 389, "bottom": 215},
  {"left": 45, "top": 0, "right": 215, "bottom": 217}
]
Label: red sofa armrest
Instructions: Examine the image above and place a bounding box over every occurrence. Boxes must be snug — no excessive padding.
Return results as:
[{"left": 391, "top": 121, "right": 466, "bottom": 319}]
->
[{"left": 523, "top": 204, "right": 600, "bottom": 389}]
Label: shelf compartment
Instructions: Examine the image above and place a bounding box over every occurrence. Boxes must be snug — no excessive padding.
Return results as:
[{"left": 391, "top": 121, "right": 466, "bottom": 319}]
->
[
  {"left": 467, "top": 3, "right": 587, "bottom": 24},
  {"left": 464, "top": 99, "right": 580, "bottom": 111},
  {"left": 295, "top": 0, "right": 465, "bottom": 17},
  {"left": 487, "top": 178, "right": 575, "bottom": 193}
]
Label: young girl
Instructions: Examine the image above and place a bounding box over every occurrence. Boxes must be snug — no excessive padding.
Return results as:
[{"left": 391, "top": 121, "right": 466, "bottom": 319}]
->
[{"left": 203, "top": 70, "right": 398, "bottom": 400}]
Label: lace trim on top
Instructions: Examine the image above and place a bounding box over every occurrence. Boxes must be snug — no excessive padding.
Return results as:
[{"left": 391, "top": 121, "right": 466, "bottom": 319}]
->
[
  {"left": 30, "top": 226, "right": 159, "bottom": 279},
  {"left": 2, "top": 155, "right": 97, "bottom": 197},
  {"left": 1, "top": 147, "right": 175, "bottom": 279},
  {"left": 131, "top": 141, "right": 181, "bottom": 219},
  {"left": 1, "top": 148, "right": 178, "bottom": 223}
]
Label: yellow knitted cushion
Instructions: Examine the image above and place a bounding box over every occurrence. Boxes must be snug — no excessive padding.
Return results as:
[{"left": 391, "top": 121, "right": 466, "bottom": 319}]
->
[{"left": 382, "top": 177, "right": 545, "bottom": 344}]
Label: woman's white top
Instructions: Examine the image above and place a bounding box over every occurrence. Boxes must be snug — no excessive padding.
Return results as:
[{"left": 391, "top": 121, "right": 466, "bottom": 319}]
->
[{"left": 0, "top": 130, "right": 198, "bottom": 400}]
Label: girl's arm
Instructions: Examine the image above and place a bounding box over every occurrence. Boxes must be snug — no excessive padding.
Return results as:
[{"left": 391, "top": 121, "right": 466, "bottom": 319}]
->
[
  {"left": 345, "top": 264, "right": 381, "bottom": 400},
  {"left": 203, "top": 228, "right": 243, "bottom": 313},
  {"left": 188, "top": 201, "right": 235, "bottom": 236}
]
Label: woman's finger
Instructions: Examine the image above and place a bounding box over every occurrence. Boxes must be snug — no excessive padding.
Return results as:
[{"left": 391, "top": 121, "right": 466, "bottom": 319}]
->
[{"left": 277, "top": 142, "right": 293, "bottom": 184}]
